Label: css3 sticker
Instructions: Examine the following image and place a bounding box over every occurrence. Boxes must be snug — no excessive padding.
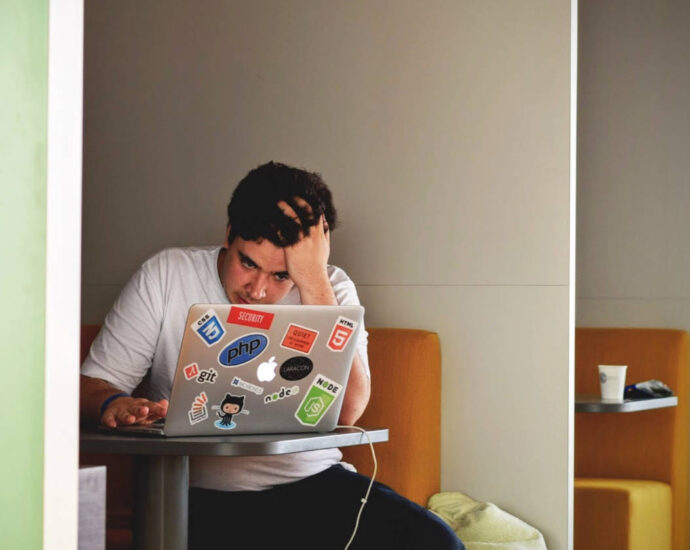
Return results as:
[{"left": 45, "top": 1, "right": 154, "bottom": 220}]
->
[
  {"left": 192, "top": 309, "right": 226, "bottom": 347},
  {"left": 327, "top": 316, "right": 358, "bottom": 352},
  {"left": 218, "top": 333, "right": 268, "bottom": 367},
  {"left": 295, "top": 375, "right": 342, "bottom": 426}
]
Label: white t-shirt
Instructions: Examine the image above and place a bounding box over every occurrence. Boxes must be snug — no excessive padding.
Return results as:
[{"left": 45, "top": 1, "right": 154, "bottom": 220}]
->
[{"left": 81, "top": 246, "right": 369, "bottom": 491}]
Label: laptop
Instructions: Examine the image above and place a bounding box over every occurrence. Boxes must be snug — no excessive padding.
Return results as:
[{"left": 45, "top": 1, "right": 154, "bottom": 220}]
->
[{"left": 113, "top": 303, "right": 364, "bottom": 436}]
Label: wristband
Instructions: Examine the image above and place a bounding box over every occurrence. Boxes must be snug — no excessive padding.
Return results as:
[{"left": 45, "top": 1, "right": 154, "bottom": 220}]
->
[{"left": 100, "top": 392, "right": 130, "bottom": 417}]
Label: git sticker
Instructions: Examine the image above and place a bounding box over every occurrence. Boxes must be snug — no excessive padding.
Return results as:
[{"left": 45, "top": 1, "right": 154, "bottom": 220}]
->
[
  {"left": 227, "top": 306, "right": 275, "bottom": 330},
  {"left": 295, "top": 375, "right": 342, "bottom": 426},
  {"left": 188, "top": 392, "right": 209, "bottom": 425},
  {"left": 281, "top": 324, "right": 319, "bottom": 354},
  {"left": 192, "top": 309, "right": 226, "bottom": 347},
  {"left": 326, "top": 316, "right": 358, "bottom": 352}
]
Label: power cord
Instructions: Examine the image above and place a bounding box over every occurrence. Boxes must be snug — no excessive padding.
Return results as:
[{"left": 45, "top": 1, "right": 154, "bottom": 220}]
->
[{"left": 336, "top": 425, "right": 378, "bottom": 550}]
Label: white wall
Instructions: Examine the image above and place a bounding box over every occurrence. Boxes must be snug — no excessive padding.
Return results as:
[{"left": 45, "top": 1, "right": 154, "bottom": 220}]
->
[
  {"left": 83, "top": 2, "right": 573, "bottom": 547},
  {"left": 577, "top": 0, "right": 690, "bottom": 328}
]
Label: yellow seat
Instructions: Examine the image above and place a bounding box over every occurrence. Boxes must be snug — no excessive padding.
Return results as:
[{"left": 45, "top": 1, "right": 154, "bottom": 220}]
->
[{"left": 575, "top": 328, "right": 689, "bottom": 550}]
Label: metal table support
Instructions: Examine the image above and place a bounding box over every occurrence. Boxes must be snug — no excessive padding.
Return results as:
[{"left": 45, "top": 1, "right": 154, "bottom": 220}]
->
[{"left": 81, "top": 428, "right": 388, "bottom": 550}]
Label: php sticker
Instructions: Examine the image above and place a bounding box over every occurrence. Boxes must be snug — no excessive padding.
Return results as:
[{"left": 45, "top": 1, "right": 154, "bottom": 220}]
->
[
  {"left": 281, "top": 323, "right": 319, "bottom": 354},
  {"left": 231, "top": 376, "right": 264, "bottom": 395},
  {"left": 264, "top": 385, "right": 299, "bottom": 404},
  {"left": 192, "top": 309, "right": 226, "bottom": 347},
  {"left": 295, "top": 375, "right": 342, "bottom": 426},
  {"left": 227, "top": 306, "right": 275, "bottom": 330},
  {"left": 279, "top": 356, "right": 313, "bottom": 381},
  {"left": 218, "top": 333, "right": 269, "bottom": 367},
  {"left": 188, "top": 392, "right": 209, "bottom": 425},
  {"left": 327, "top": 316, "right": 358, "bottom": 352}
]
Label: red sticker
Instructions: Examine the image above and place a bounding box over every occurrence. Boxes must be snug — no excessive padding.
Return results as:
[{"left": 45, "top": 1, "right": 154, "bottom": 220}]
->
[
  {"left": 327, "top": 316, "right": 358, "bottom": 352},
  {"left": 227, "top": 307, "right": 275, "bottom": 330},
  {"left": 281, "top": 324, "right": 319, "bottom": 354},
  {"left": 184, "top": 363, "right": 200, "bottom": 380}
]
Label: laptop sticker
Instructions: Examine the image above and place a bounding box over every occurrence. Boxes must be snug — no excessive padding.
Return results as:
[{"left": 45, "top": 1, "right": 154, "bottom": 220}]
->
[
  {"left": 295, "top": 375, "right": 342, "bottom": 426},
  {"left": 213, "top": 393, "right": 249, "bottom": 430},
  {"left": 264, "top": 385, "right": 300, "bottom": 404},
  {"left": 279, "top": 356, "right": 314, "bottom": 381},
  {"left": 227, "top": 306, "right": 275, "bottom": 330},
  {"left": 184, "top": 363, "right": 200, "bottom": 380},
  {"left": 256, "top": 356, "right": 278, "bottom": 382},
  {"left": 197, "top": 368, "right": 218, "bottom": 384},
  {"left": 281, "top": 323, "right": 319, "bottom": 354},
  {"left": 218, "top": 334, "right": 269, "bottom": 367},
  {"left": 327, "top": 316, "right": 358, "bottom": 352},
  {"left": 231, "top": 376, "right": 264, "bottom": 395},
  {"left": 192, "top": 309, "right": 226, "bottom": 347},
  {"left": 188, "top": 392, "right": 209, "bottom": 425}
]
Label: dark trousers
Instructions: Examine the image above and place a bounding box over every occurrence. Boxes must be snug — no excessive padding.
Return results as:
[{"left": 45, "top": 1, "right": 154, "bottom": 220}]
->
[{"left": 189, "top": 464, "right": 464, "bottom": 549}]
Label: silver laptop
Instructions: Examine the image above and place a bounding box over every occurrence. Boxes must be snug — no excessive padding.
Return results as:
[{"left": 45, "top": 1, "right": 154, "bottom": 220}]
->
[{"left": 115, "top": 303, "right": 364, "bottom": 436}]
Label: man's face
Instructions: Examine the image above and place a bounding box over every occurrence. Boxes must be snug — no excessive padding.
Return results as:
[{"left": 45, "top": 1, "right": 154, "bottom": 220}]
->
[{"left": 219, "top": 230, "right": 295, "bottom": 305}]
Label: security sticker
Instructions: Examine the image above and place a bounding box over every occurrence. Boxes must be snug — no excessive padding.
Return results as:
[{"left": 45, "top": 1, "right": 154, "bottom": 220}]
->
[
  {"left": 281, "top": 324, "right": 319, "bottom": 354},
  {"left": 184, "top": 363, "right": 200, "bottom": 380},
  {"left": 231, "top": 376, "right": 264, "bottom": 395},
  {"left": 188, "top": 392, "right": 209, "bottom": 425},
  {"left": 218, "top": 333, "right": 269, "bottom": 367},
  {"left": 227, "top": 306, "right": 275, "bottom": 330},
  {"left": 279, "top": 356, "right": 313, "bottom": 381},
  {"left": 213, "top": 393, "right": 249, "bottom": 430},
  {"left": 294, "top": 375, "right": 342, "bottom": 426},
  {"left": 264, "top": 385, "right": 299, "bottom": 404},
  {"left": 192, "top": 309, "right": 226, "bottom": 347},
  {"left": 326, "top": 316, "right": 358, "bottom": 352}
]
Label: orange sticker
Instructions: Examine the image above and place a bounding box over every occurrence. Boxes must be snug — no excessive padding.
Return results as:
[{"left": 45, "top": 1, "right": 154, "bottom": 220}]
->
[{"left": 281, "top": 324, "right": 319, "bottom": 354}]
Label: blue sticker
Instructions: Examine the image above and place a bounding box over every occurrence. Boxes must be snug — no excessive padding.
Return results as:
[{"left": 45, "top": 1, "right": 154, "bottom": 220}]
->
[
  {"left": 218, "top": 333, "right": 269, "bottom": 367},
  {"left": 192, "top": 309, "right": 226, "bottom": 347}
]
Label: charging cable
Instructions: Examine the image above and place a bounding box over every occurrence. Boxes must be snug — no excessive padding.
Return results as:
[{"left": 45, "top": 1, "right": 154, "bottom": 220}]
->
[{"left": 336, "top": 425, "right": 378, "bottom": 550}]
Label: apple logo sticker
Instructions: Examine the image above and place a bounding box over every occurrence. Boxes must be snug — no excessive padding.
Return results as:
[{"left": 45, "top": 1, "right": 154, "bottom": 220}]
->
[
  {"left": 257, "top": 356, "right": 278, "bottom": 382},
  {"left": 280, "top": 356, "right": 314, "bottom": 381}
]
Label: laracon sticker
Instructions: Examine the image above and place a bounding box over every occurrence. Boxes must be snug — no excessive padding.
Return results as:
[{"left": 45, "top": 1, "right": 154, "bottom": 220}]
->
[
  {"left": 192, "top": 309, "right": 226, "bottom": 347},
  {"left": 213, "top": 393, "right": 249, "bottom": 430},
  {"left": 327, "top": 316, "right": 358, "bottom": 352},
  {"left": 281, "top": 324, "right": 319, "bottom": 354},
  {"left": 231, "top": 376, "right": 264, "bottom": 395},
  {"left": 294, "top": 375, "right": 342, "bottom": 426},
  {"left": 264, "top": 385, "right": 299, "bottom": 404},
  {"left": 227, "top": 306, "right": 275, "bottom": 330},
  {"left": 280, "top": 356, "right": 314, "bottom": 381},
  {"left": 188, "top": 392, "right": 209, "bottom": 425},
  {"left": 218, "top": 333, "right": 269, "bottom": 367}
]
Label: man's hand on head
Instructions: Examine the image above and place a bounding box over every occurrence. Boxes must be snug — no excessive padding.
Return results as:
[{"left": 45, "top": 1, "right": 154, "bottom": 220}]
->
[
  {"left": 277, "top": 197, "right": 337, "bottom": 305},
  {"left": 100, "top": 396, "right": 169, "bottom": 428}
]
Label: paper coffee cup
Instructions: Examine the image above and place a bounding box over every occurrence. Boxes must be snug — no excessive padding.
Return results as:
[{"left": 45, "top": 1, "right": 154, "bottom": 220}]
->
[{"left": 598, "top": 364, "right": 627, "bottom": 403}]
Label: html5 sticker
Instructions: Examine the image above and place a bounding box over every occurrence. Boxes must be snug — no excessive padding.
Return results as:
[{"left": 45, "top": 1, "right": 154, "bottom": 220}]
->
[
  {"left": 327, "top": 316, "right": 358, "bottom": 352},
  {"left": 281, "top": 324, "right": 319, "bottom": 354}
]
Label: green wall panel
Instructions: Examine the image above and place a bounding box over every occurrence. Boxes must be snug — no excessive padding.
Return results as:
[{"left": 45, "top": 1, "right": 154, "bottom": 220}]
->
[{"left": 0, "top": 0, "right": 49, "bottom": 548}]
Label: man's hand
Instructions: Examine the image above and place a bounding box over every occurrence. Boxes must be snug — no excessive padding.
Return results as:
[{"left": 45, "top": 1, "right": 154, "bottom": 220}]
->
[
  {"left": 277, "top": 197, "right": 336, "bottom": 305},
  {"left": 100, "top": 396, "right": 169, "bottom": 428}
]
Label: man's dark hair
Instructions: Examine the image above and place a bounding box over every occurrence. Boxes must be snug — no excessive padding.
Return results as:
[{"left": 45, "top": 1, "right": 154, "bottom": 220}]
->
[{"left": 226, "top": 161, "right": 338, "bottom": 247}]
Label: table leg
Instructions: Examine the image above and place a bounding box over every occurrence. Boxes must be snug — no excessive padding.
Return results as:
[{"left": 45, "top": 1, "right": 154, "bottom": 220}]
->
[{"left": 134, "top": 455, "right": 189, "bottom": 550}]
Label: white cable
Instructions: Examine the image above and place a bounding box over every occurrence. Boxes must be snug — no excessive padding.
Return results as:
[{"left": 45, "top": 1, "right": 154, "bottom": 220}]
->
[{"left": 336, "top": 425, "right": 378, "bottom": 550}]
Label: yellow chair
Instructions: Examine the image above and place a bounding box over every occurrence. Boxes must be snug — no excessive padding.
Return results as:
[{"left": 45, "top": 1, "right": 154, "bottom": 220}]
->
[{"left": 575, "top": 328, "right": 689, "bottom": 550}]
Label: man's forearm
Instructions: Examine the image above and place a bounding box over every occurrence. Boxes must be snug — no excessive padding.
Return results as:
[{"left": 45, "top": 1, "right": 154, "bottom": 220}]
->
[
  {"left": 80, "top": 374, "right": 127, "bottom": 423},
  {"left": 338, "top": 353, "right": 371, "bottom": 425}
]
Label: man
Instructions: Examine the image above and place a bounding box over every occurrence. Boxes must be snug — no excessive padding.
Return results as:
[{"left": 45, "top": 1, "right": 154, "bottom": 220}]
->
[{"left": 80, "top": 162, "right": 463, "bottom": 549}]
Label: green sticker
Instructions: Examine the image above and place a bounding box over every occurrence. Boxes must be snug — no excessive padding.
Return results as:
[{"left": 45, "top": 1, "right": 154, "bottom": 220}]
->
[{"left": 295, "top": 375, "right": 342, "bottom": 426}]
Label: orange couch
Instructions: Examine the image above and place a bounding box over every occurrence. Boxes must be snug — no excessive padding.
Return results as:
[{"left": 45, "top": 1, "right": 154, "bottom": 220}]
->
[
  {"left": 575, "top": 328, "right": 689, "bottom": 550},
  {"left": 80, "top": 325, "right": 442, "bottom": 547}
]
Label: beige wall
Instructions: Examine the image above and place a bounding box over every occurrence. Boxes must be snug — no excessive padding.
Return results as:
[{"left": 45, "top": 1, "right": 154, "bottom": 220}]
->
[{"left": 83, "top": 2, "right": 573, "bottom": 547}]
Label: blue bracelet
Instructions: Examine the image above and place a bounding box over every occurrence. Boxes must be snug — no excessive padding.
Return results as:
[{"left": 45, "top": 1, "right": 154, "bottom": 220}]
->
[{"left": 100, "top": 392, "right": 130, "bottom": 417}]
